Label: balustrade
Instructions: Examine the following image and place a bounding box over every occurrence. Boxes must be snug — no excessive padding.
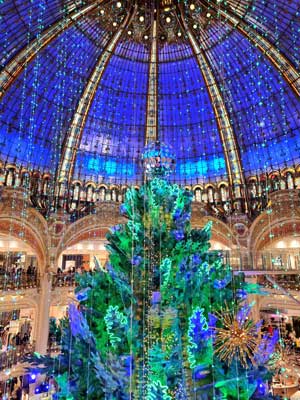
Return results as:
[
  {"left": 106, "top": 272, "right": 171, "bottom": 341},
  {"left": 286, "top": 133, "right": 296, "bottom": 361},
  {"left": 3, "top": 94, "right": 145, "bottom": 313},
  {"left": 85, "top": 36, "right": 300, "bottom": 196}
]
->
[
  {"left": 0, "top": 164, "right": 299, "bottom": 218},
  {"left": 51, "top": 272, "right": 76, "bottom": 289},
  {"left": 0, "top": 273, "right": 39, "bottom": 291},
  {"left": 0, "top": 342, "right": 35, "bottom": 371}
]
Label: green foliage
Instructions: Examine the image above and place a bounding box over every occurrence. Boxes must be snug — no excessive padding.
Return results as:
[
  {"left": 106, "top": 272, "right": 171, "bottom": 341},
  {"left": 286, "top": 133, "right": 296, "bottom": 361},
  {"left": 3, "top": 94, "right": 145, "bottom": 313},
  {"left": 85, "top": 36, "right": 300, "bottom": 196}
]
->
[
  {"left": 147, "top": 380, "right": 172, "bottom": 400},
  {"left": 104, "top": 305, "right": 128, "bottom": 350},
  {"left": 32, "top": 177, "right": 276, "bottom": 399}
]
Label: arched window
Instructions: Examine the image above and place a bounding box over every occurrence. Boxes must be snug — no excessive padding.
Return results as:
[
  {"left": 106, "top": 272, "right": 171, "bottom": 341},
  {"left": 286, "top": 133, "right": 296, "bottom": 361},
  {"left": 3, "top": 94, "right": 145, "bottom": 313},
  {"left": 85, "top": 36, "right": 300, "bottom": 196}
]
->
[
  {"left": 194, "top": 188, "right": 202, "bottom": 202},
  {"left": 286, "top": 173, "right": 294, "bottom": 190}
]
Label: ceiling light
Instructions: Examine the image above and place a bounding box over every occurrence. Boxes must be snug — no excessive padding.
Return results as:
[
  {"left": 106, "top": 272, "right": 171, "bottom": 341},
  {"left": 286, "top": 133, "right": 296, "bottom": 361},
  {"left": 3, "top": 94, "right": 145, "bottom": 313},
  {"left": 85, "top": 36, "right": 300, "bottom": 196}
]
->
[
  {"left": 139, "top": 15, "right": 145, "bottom": 22},
  {"left": 113, "top": 21, "right": 117, "bottom": 27},
  {"left": 166, "top": 16, "right": 171, "bottom": 23},
  {"left": 206, "top": 12, "right": 211, "bottom": 17},
  {"left": 177, "top": 31, "right": 182, "bottom": 37},
  {"left": 128, "top": 30, "right": 132, "bottom": 35},
  {"left": 116, "top": 1, "right": 122, "bottom": 7},
  {"left": 190, "top": 4, "right": 195, "bottom": 10},
  {"left": 193, "top": 24, "right": 197, "bottom": 29},
  {"left": 100, "top": 9, "right": 105, "bottom": 15},
  {"left": 144, "top": 35, "right": 149, "bottom": 40}
]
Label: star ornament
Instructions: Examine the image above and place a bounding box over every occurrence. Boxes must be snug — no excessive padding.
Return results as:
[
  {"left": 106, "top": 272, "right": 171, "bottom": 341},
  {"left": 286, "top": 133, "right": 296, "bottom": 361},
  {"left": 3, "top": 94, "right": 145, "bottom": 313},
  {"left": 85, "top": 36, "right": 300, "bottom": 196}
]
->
[{"left": 214, "top": 307, "right": 261, "bottom": 368}]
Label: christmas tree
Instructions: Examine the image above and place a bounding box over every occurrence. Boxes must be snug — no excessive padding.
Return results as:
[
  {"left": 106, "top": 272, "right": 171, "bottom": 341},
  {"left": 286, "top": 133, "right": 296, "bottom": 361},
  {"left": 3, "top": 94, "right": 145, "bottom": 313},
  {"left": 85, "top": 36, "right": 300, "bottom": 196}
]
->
[{"left": 30, "top": 143, "right": 278, "bottom": 399}]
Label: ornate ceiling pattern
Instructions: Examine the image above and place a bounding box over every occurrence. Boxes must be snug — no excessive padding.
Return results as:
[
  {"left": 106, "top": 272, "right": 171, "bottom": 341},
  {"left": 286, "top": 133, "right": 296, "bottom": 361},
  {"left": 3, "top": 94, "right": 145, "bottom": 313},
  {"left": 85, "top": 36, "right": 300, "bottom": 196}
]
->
[{"left": 0, "top": 0, "right": 299, "bottom": 185}]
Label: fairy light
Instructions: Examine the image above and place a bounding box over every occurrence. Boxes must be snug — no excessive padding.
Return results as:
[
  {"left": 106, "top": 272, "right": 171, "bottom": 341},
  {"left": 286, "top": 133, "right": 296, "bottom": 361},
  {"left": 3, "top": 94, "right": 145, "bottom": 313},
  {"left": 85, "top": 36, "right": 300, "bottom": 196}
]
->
[{"left": 0, "top": 1, "right": 300, "bottom": 397}]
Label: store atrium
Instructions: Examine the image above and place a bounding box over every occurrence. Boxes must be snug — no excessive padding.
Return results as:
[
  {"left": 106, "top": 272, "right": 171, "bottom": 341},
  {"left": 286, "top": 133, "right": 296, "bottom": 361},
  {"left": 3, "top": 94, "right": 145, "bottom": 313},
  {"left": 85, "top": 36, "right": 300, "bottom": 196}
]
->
[{"left": 0, "top": 0, "right": 300, "bottom": 398}]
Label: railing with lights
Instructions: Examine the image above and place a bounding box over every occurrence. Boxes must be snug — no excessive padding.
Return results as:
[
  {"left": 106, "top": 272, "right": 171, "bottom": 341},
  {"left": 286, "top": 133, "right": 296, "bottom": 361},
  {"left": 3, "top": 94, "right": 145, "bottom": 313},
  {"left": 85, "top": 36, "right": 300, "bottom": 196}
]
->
[
  {"left": 220, "top": 250, "right": 300, "bottom": 273},
  {"left": 51, "top": 272, "right": 76, "bottom": 289},
  {"left": 0, "top": 164, "right": 299, "bottom": 218},
  {"left": 0, "top": 273, "right": 40, "bottom": 291},
  {"left": 0, "top": 342, "right": 35, "bottom": 371}
]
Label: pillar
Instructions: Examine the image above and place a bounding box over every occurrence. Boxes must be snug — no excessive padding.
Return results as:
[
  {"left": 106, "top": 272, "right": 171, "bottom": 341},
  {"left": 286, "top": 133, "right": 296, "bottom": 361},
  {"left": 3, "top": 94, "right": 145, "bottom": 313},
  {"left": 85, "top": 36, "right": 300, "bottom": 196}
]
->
[{"left": 35, "top": 273, "right": 51, "bottom": 354}]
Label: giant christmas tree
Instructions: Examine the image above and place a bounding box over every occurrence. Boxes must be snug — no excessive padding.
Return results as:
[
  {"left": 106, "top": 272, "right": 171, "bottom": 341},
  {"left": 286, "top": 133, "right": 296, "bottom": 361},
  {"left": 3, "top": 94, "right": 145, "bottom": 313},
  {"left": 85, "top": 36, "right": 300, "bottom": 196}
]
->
[{"left": 32, "top": 143, "right": 278, "bottom": 399}]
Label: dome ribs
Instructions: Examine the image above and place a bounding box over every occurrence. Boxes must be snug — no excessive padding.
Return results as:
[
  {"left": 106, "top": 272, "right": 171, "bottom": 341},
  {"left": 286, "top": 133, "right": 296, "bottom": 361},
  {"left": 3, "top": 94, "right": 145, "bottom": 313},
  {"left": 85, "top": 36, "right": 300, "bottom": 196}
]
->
[
  {"left": 213, "top": 4, "right": 300, "bottom": 97},
  {"left": 145, "top": 20, "right": 158, "bottom": 145},
  {"left": 176, "top": 4, "right": 245, "bottom": 195},
  {"left": 56, "top": 6, "right": 137, "bottom": 186},
  {"left": 0, "top": 2, "right": 98, "bottom": 99}
]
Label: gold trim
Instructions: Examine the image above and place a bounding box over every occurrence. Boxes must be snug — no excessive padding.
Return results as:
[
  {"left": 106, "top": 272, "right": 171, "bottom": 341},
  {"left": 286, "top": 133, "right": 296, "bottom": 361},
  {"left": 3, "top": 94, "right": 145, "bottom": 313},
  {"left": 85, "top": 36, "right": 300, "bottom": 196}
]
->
[
  {"left": 0, "top": 3, "right": 98, "bottom": 99},
  {"left": 57, "top": 8, "right": 136, "bottom": 183}
]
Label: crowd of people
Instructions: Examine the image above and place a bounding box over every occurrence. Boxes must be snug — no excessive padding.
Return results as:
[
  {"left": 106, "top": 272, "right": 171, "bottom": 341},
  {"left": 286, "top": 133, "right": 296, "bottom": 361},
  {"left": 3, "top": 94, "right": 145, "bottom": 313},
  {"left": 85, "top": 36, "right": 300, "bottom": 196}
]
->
[{"left": 0, "top": 264, "right": 38, "bottom": 289}]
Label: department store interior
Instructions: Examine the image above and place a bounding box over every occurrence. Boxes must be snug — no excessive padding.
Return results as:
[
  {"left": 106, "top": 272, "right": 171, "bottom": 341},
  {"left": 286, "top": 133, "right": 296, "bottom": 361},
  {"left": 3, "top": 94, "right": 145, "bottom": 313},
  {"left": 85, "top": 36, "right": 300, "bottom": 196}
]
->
[{"left": 0, "top": 0, "right": 300, "bottom": 398}]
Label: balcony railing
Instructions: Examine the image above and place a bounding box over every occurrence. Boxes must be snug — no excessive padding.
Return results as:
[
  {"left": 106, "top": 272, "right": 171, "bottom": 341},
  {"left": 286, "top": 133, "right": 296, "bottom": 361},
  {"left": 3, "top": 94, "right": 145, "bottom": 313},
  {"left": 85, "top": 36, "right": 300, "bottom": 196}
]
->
[
  {"left": 217, "top": 250, "right": 300, "bottom": 273},
  {"left": 51, "top": 272, "right": 76, "bottom": 289},
  {"left": 0, "top": 251, "right": 299, "bottom": 294},
  {"left": 0, "top": 343, "right": 35, "bottom": 371},
  {"left": 0, "top": 273, "right": 40, "bottom": 291},
  {"left": 1, "top": 166, "right": 299, "bottom": 219}
]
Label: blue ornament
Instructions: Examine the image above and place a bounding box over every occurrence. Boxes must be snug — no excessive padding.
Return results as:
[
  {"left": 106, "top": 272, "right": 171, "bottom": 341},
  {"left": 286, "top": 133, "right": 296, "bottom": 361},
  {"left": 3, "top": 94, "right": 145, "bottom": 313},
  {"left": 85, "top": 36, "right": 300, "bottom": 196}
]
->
[
  {"left": 173, "top": 208, "right": 182, "bottom": 220},
  {"left": 142, "top": 141, "right": 175, "bottom": 178},
  {"left": 236, "top": 289, "right": 248, "bottom": 300},
  {"left": 131, "top": 255, "right": 143, "bottom": 266},
  {"left": 123, "top": 355, "right": 134, "bottom": 376},
  {"left": 151, "top": 291, "right": 161, "bottom": 304},
  {"left": 76, "top": 287, "right": 91, "bottom": 302},
  {"left": 192, "top": 364, "right": 210, "bottom": 380},
  {"left": 111, "top": 224, "right": 121, "bottom": 233},
  {"left": 171, "top": 229, "right": 185, "bottom": 241},
  {"left": 119, "top": 204, "right": 127, "bottom": 216}
]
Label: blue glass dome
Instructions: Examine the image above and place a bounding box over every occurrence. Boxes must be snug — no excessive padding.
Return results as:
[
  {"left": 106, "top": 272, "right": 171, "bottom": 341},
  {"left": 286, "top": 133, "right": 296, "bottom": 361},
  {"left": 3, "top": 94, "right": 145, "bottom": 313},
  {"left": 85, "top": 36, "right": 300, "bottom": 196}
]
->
[{"left": 0, "top": 0, "right": 299, "bottom": 186}]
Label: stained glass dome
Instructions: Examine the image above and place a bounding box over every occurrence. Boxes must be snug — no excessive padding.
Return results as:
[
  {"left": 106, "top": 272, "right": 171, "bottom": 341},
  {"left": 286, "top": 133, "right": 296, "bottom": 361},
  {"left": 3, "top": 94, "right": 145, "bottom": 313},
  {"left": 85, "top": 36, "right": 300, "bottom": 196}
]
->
[{"left": 0, "top": 0, "right": 299, "bottom": 186}]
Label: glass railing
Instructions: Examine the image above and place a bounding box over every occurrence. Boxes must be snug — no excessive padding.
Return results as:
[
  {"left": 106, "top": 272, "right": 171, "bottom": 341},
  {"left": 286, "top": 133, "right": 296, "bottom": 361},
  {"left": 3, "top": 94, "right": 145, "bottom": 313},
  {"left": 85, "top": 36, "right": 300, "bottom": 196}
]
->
[{"left": 216, "top": 250, "right": 300, "bottom": 272}]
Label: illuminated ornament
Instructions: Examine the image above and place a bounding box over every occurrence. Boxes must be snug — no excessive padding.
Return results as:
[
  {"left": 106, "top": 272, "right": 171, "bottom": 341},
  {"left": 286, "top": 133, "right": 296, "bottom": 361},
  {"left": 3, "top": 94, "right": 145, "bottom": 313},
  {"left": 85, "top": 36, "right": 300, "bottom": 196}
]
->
[
  {"left": 214, "top": 304, "right": 261, "bottom": 368},
  {"left": 142, "top": 141, "right": 175, "bottom": 179}
]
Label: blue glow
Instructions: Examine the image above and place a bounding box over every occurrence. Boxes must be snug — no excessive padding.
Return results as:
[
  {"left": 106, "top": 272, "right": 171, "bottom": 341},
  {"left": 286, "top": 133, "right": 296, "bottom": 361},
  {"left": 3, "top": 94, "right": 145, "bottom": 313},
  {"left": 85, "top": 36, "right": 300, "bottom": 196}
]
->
[
  {"left": 86, "top": 155, "right": 135, "bottom": 177},
  {"left": 207, "top": 26, "right": 300, "bottom": 175},
  {"left": 0, "top": 24, "right": 109, "bottom": 171},
  {"left": 74, "top": 41, "right": 149, "bottom": 182},
  {"left": 177, "top": 157, "right": 226, "bottom": 178},
  {"left": 0, "top": 1, "right": 300, "bottom": 184},
  {"left": 158, "top": 44, "right": 227, "bottom": 183}
]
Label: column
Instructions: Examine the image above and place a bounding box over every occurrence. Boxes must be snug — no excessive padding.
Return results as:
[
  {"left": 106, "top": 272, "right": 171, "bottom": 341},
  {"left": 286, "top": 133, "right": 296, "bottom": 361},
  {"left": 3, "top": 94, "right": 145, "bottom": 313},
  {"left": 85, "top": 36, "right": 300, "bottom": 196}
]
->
[{"left": 35, "top": 273, "right": 51, "bottom": 354}]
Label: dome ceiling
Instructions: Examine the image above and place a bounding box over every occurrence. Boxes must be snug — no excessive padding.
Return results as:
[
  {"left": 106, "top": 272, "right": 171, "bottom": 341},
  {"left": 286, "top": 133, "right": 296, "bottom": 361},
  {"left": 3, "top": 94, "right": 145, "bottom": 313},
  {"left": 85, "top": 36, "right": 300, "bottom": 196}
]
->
[{"left": 0, "top": 0, "right": 299, "bottom": 186}]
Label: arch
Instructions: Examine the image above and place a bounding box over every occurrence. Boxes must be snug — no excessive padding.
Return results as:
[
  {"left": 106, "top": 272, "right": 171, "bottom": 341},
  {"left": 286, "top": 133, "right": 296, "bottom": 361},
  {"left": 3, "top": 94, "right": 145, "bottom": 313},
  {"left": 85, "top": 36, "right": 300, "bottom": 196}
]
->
[
  {"left": 70, "top": 179, "right": 83, "bottom": 187},
  {"left": 97, "top": 183, "right": 109, "bottom": 190},
  {"left": 0, "top": 218, "right": 48, "bottom": 273},
  {"left": 204, "top": 183, "right": 217, "bottom": 190},
  {"left": 191, "top": 215, "right": 238, "bottom": 249},
  {"left": 247, "top": 176, "right": 258, "bottom": 183},
  {"left": 56, "top": 204, "right": 123, "bottom": 262},
  {"left": 249, "top": 215, "right": 300, "bottom": 253},
  {"left": 217, "top": 181, "right": 229, "bottom": 189},
  {"left": 284, "top": 167, "right": 296, "bottom": 175},
  {"left": 192, "top": 184, "right": 204, "bottom": 191},
  {"left": 85, "top": 181, "right": 97, "bottom": 189},
  {"left": 0, "top": 189, "right": 49, "bottom": 271}
]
